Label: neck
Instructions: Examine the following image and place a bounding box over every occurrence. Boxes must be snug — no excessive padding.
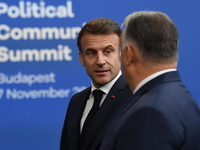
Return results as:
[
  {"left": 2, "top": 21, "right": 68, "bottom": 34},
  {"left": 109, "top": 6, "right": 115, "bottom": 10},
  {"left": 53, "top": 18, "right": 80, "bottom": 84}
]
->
[{"left": 130, "top": 63, "right": 177, "bottom": 92}]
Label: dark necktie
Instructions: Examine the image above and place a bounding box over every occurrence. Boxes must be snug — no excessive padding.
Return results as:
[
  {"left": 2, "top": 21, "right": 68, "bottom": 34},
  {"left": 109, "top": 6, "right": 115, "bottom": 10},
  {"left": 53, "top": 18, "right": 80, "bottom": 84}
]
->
[{"left": 81, "top": 90, "right": 104, "bottom": 140}]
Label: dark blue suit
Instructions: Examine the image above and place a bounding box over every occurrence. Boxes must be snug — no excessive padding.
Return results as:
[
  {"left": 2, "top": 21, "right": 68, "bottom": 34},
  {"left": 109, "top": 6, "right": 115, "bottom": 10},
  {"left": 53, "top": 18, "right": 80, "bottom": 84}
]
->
[
  {"left": 60, "top": 75, "right": 132, "bottom": 150},
  {"left": 98, "top": 71, "right": 200, "bottom": 150}
]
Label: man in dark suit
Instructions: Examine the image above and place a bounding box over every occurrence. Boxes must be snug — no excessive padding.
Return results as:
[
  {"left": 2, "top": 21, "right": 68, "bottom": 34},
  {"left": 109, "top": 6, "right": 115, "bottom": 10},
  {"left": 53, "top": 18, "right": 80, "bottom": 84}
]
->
[
  {"left": 99, "top": 11, "right": 200, "bottom": 150},
  {"left": 60, "top": 18, "right": 132, "bottom": 150}
]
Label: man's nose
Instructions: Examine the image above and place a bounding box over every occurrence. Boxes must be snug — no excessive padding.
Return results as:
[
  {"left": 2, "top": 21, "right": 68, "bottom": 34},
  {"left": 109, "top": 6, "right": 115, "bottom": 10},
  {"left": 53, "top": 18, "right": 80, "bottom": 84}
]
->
[{"left": 96, "top": 53, "right": 106, "bottom": 66}]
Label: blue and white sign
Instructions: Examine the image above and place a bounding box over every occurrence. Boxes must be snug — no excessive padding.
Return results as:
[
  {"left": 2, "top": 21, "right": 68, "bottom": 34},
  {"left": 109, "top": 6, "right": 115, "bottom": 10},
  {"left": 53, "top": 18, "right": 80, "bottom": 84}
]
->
[{"left": 1, "top": 0, "right": 200, "bottom": 149}]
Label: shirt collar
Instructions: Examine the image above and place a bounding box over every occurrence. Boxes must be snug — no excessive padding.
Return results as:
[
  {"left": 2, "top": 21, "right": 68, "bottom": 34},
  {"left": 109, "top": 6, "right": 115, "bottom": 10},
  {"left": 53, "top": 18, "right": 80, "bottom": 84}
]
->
[
  {"left": 91, "top": 71, "right": 122, "bottom": 95},
  {"left": 133, "top": 69, "right": 177, "bottom": 94}
]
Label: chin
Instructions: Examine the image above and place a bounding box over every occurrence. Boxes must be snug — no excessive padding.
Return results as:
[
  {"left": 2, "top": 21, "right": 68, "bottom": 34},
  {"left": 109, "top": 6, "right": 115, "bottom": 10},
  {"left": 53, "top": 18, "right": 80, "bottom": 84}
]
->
[{"left": 94, "top": 80, "right": 110, "bottom": 87}]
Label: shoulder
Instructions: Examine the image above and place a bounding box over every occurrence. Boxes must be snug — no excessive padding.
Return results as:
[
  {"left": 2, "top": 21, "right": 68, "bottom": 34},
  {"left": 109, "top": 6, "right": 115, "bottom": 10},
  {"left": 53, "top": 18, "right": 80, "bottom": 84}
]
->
[
  {"left": 68, "top": 86, "right": 90, "bottom": 105},
  {"left": 72, "top": 86, "right": 90, "bottom": 98}
]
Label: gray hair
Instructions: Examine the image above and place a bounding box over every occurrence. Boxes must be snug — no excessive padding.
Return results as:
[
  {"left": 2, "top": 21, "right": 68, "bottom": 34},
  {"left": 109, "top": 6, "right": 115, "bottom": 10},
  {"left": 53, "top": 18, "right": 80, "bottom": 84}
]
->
[{"left": 122, "top": 11, "right": 179, "bottom": 65}]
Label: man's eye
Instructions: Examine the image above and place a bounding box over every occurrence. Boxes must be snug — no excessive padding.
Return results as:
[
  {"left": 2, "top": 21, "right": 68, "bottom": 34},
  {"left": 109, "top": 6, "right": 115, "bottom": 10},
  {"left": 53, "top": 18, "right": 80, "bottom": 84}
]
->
[
  {"left": 105, "top": 50, "right": 111, "bottom": 54},
  {"left": 87, "top": 51, "right": 95, "bottom": 55}
]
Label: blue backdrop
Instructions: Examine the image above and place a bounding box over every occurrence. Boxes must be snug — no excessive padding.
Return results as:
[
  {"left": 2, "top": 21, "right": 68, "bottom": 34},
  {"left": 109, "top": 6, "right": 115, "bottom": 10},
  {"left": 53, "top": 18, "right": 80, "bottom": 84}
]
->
[{"left": 1, "top": 0, "right": 200, "bottom": 149}]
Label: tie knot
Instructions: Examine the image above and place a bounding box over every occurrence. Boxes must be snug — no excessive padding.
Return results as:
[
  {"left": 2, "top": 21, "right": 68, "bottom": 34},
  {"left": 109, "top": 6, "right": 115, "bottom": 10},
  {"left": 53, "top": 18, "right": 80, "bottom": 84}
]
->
[{"left": 93, "top": 90, "right": 104, "bottom": 103}]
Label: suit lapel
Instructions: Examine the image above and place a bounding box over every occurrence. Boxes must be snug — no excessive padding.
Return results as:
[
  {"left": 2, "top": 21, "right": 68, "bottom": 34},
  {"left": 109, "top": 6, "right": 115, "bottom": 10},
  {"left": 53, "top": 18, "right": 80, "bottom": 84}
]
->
[
  {"left": 68, "top": 87, "right": 91, "bottom": 150},
  {"left": 77, "top": 88, "right": 91, "bottom": 141},
  {"left": 83, "top": 76, "right": 128, "bottom": 149}
]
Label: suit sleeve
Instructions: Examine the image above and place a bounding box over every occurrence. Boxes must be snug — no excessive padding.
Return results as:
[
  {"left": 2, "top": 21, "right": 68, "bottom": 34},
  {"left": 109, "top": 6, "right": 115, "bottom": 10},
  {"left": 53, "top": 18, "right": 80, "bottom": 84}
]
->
[
  {"left": 60, "top": 102, "right": 70, "bottom": 150},
  {"left": 60, "top": 94, "right": 77, "bottom": 150},
  {"left": 101, "top": 106, "right": 180, "bottom": 150}
]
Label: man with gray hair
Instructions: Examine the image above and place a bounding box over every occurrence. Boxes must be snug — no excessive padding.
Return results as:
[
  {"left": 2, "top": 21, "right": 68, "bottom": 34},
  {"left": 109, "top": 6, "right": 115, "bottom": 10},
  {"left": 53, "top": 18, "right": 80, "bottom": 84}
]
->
[{"left": 99, "top": 11, "right": 200, "bottom": 150}]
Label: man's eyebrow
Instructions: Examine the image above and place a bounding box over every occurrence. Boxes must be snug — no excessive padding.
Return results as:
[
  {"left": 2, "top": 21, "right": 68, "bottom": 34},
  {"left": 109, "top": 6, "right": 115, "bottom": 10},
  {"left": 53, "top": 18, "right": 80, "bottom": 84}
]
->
[
  {"left": 84, "top": 45, "right": 115, "bottom": 52},
  {"left": 103, "top": 44, "right": 114, "bottom": 50},
  {"left": 85, "top": 48, "right": 96, "bottom": 51}
]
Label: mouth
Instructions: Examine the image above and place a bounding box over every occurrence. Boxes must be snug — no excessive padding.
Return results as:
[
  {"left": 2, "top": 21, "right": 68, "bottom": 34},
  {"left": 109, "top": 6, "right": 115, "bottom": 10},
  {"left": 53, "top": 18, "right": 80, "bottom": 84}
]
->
[{"left": 95, "top": 70, "right": 109, "bottom": 75}]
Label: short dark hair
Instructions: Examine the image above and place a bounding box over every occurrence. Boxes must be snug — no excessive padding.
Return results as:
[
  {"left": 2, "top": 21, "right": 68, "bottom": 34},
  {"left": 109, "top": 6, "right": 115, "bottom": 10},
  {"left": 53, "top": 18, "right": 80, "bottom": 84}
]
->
[
  {"left": 77, "top": 18, "right": 122, "bottom": 51},
  {"left": 123, "top": 11, "right": 179, "bottom": 65}
]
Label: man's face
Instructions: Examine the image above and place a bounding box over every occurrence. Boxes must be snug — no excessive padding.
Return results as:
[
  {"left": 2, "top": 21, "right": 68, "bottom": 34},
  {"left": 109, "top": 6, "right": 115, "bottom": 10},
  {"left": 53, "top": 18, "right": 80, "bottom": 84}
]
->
[
  {"left": 120, "top": 32, "right": 129, "bottom": 85},
  {"left": 121, "top": 46, "right": 128, "bottom": 84},
  {"left": 79, "top": 33, "right": 121, "bottom": 88}
]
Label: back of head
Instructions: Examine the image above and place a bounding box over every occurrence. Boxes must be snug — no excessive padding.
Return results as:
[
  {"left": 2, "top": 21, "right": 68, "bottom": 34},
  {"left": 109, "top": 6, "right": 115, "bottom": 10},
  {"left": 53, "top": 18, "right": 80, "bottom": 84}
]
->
[
  {"left": 77, "top": 18, "right": 122, "bottom": 51},
  {"left": 123, "top": 11, "right": 179, "bottom": 66}
]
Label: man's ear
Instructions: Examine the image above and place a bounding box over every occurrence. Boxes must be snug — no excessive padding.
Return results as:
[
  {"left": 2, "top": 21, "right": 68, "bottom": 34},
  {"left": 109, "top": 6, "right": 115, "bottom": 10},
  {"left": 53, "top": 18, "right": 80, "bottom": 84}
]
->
[
  {"left": 79, "top": 52, "right": 85, "bottom": 66},
  {"left": 126, "top": 44, "right": 139, "bottom": 66}
]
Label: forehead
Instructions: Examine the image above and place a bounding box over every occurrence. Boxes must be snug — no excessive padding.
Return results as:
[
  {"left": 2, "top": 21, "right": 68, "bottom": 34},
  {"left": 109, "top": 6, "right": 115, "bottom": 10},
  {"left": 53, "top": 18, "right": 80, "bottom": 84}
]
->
[{"left": 81, "top": 33, "right": 120, "bottom": 51}]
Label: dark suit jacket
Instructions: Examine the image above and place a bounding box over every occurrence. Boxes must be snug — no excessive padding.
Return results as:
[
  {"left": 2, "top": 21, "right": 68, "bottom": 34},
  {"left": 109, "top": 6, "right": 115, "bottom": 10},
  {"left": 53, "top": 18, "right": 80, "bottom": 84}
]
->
[
  {"left": 60, "top": 75, "right": 132, "bottom": 150},
  {"left": 98, "top": 71, "right": 200, "bottom": 150}
]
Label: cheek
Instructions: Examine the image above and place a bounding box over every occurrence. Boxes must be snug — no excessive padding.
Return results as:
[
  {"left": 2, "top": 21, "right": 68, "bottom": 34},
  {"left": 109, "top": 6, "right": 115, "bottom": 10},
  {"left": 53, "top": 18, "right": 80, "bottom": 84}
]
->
[
  {"left": 84, "top": 59, "right": 96, "bottom": 71},
  {"left": 111, "top": 59, "right": 121, "bottom": 70},
  {"left": 121, "top": 63, "right": 129, "bottom": 82},
  {"left": 121, "top": 55, "right": 125, "bottom": 67},
  {"left": 121, "top": 58, "right": 128, "bottom": 76},
  {"left": 121, "top": 61, "right": 125, "bottom": 72},
  {"left": 121, "top": 52, "right": 126, "bottom": 66},
  {"left": 85, "top": 65, "right": 93, "bottom": 78},
  {"left": 113, "top": 53, "right": 121, "bottom": 67}
]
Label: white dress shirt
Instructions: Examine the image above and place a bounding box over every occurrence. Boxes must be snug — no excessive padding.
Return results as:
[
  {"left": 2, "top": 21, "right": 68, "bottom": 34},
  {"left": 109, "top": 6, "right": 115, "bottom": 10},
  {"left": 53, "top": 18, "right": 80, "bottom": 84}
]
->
[
  {"left": 133, "top": 69, "right": 177, "bottom": 94},
  {"left": 80, "top": 71, "right": 122, "bottom": 132}
]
